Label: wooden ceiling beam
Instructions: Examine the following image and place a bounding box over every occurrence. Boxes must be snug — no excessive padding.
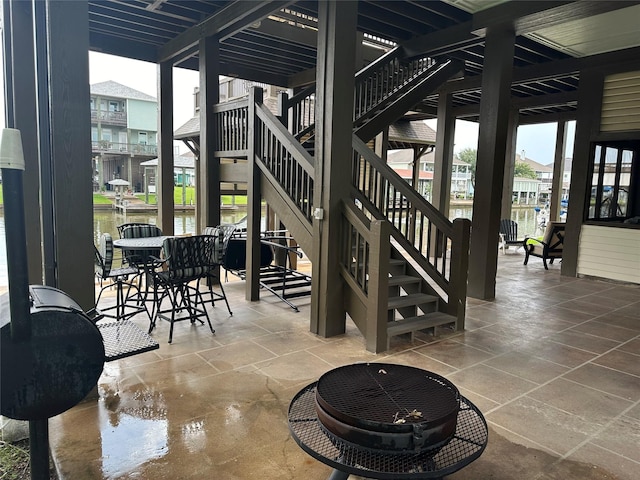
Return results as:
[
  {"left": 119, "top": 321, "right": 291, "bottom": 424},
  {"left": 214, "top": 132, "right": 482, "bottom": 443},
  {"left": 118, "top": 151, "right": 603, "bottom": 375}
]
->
[{"left": 159, "top": 0, "right": 292, "bottom": 63}]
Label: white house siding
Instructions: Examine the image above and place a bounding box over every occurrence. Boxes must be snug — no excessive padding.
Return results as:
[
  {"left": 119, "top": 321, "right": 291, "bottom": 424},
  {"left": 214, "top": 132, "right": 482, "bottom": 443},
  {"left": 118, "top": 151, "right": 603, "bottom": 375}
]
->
[{"left": 577, "top": 225, "right": 640, "bottom": 284}]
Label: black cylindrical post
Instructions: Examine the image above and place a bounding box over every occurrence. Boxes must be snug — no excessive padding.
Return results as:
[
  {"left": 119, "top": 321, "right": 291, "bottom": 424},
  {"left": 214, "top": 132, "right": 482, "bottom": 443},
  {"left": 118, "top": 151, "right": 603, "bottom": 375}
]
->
[{"left": 1, "top": 128, "right": 49, "bottom": 480}]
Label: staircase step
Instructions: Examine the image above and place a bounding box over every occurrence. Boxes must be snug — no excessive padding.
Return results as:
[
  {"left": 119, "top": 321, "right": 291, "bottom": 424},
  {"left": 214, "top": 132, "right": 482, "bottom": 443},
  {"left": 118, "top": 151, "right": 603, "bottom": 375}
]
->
[
  {"left": 389, "top": 258, "right": 405, "bottom": 267},
  {"left": 388, "top": 275, "right": 421, "bottom": 287},
  {"left": 387, "top": 293, "right": 438, "bottom": 310},
  {"left": 387, "top": 312, "right": 456, "bottom": 337}
]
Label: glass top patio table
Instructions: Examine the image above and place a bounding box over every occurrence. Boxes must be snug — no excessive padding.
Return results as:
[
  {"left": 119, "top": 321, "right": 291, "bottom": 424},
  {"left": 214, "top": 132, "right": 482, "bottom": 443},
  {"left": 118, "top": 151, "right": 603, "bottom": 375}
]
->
[{"left": 113, "top": 236, "right": 174, "bottom": 250}]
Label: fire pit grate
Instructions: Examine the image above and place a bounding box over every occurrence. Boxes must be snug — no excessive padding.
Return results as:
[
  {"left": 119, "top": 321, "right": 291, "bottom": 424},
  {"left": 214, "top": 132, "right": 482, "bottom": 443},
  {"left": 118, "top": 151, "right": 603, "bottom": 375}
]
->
[
  {"left": 289, "top": 382, "right": 488, "bottom": 479},
  {"left": 315, "top": 363, "right": 460, "bottom": 453}
]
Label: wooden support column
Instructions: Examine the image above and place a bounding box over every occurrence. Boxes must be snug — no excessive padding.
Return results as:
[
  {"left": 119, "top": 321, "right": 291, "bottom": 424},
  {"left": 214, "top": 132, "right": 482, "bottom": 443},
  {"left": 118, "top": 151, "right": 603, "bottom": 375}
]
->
[
  {"left": 549, "top": 120, "right": 568, "bottom": 222},
  {"left": 46, "top": 0, "right": 94, "bottom": 308},
  {"left": 468, "top": 25, "right": 515, "bottom": 300},
  {"left": 310, "top": 0, "right": 358, "bottom": 337},
  {"left": 246, "top": 87, "right": 262, "bottom": 301},
  {"left": 501, "top": 109, "right": 519, "bottom": 219},
  {"left": 157, "top": 61, "right": 174, "bottom": 235},
  {"left": 432, "top": 92, "right": 455, "bottom": 213},
  {"left": 198, "top": 36, "right": 221, "bottom": 233},
  {"left": 563, "top": 70, "right": 604, "bottom": 276},
  {"left": 5, "top": 0, "right": 43, "bottom": 284}
]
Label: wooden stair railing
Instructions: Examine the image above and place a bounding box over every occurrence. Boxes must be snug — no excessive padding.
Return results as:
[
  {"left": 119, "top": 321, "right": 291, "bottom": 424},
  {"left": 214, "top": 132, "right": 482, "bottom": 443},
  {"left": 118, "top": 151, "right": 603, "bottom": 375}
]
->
[
  {"left": 281, "top": 47, "right": 449, "bottom": 146},
  {"left": 351, "top": 133, "right": 471, "bottom": 326},
  {"left": 253, "top": 94, "right": 315, "bottom": 254},
  {"left": 339, "top": 201, "right": 390, "bottom": 353}
]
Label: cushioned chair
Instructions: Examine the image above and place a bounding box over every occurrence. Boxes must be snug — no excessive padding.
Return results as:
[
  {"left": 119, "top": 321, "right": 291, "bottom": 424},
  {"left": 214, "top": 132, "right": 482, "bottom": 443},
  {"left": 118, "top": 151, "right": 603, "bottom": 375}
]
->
[
  {"left": 150, "top": 235, "right": 216, "bottom": 343},
  {"left": 94, "top": 233, "right": 149, "bottom": 321},
  {"left": 499, "top": 219, "right": 523, "bottom": 254},
  {"left": 202, "top": 226, "right": 233, "bottom": 315},
  {"left": 523, "top": 221, "right": 565, "bottom": 270}
]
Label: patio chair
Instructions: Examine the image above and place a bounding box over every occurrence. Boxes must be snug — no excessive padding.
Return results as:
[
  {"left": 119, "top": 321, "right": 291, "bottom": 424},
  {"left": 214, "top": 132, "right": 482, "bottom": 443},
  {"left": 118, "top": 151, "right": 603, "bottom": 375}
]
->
[
  {"left": 523, "top": 221, "right": 565, "bottom": 270},
  {"left": 202, "top": 226, "right": 233, "bottom": 314},
  {"left": 94, "top": 233, "right": 149, "bottom": 321},
  {"left": 499, "top": 219, "right": 522, "bottom": 254},
  {"left": 120, "top": 223, "right": 163, "bottom": 302},
  {"left": 150, "top": 235, "right": 216, "bottom": 343}
]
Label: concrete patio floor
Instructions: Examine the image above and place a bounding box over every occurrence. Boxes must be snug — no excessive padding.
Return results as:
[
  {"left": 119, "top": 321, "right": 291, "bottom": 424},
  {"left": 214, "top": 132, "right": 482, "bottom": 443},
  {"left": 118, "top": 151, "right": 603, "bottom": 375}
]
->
[{"left": 49, "top": 253, "right": 639, "bottom": 479}]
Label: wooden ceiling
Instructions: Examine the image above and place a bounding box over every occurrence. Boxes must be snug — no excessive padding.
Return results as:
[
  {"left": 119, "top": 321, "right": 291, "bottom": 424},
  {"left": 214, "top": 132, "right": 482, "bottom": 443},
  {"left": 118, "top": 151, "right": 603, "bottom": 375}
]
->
[{"left": 87, "top": 0, "right": 640, "bottom": 124}]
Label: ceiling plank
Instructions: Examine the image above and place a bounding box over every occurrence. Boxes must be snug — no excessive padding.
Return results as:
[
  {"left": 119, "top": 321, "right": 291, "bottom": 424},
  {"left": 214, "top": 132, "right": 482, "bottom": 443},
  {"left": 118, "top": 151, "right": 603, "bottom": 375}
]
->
[
  {"left": 159, "top": 0, "right": 293, "bottom": 63},
  {"left": 474, "top": 0, "right": 640, "bottom": 36}
]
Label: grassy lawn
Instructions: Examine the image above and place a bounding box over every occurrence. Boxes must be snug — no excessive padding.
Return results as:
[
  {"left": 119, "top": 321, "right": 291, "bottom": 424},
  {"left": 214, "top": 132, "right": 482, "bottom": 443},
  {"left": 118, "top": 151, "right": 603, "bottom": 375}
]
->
[{"left": 0, "top": 185, "right": 247, "bottom": 207}]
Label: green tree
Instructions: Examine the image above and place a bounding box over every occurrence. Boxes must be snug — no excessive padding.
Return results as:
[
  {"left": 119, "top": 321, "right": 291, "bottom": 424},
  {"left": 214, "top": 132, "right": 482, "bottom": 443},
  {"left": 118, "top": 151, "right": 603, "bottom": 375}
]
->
[
  {"left": 514, "top": 161, "right": 538, "bottom": 179},
  {"left": 457, "top": 148, "right": 477, "bottom": 187}
]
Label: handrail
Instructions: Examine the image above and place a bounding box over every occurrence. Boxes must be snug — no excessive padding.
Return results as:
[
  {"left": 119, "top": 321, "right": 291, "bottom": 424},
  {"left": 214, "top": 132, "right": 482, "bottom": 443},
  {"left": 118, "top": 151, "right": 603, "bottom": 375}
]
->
[
  {"left": 212, "top": 98, "right": 249, "bottom": 154},
  {"left": 254, "top": 101, "right": 315, "bottom": 223},
  {"left": 351, "top": 133, "right": 467, "bottom": 293},
  {"left": 282, "top": 46, "right": 435, "bottom": 142},
  {"left": 339, "top": 200, "right": 390, "bottom": 352}
]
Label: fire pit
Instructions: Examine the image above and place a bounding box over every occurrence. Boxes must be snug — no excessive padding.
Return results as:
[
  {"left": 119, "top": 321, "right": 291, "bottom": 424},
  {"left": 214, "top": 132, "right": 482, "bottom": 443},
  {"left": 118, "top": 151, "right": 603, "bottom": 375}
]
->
[
  {"left": 289, "top": 363, "right": 487, "bottom": 479},
  {"left": 315, "top": 363, "right": 460, "bottom": 453}
]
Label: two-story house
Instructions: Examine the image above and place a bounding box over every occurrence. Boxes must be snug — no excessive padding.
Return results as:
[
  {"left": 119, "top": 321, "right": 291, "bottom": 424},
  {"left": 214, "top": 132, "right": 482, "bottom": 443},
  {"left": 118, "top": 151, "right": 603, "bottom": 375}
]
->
[{"left": 91, "top": 81, "right": 158, "bottom": 193}]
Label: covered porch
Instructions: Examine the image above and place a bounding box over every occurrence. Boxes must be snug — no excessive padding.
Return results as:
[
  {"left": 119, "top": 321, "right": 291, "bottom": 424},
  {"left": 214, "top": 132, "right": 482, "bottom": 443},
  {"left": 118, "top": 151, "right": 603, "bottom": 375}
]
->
[{"left": 48, "top": 254, "right": 640, "bottom": 479}]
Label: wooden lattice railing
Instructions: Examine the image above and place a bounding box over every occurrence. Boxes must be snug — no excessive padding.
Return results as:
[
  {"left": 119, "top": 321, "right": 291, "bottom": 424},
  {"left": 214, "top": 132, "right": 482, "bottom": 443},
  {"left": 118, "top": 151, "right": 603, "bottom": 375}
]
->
[{"left": 351, "top": 134, "right": 470, "bottom": 316}]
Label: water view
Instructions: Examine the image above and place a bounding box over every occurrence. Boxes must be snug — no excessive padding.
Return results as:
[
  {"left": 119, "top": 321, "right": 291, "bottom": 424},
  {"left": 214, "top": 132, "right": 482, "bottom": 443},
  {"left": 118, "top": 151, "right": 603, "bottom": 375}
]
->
[{"left": 0, "top": 205, "right": 550, "bottom": 288}]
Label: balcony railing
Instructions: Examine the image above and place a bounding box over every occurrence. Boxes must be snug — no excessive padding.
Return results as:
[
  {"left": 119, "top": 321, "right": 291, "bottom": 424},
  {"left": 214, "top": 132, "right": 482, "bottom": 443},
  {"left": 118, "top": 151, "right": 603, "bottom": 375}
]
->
[
  {"left": 92, "top": 141, "right": 157, "bottom": 156},
  {"left": 91, "top": 109, "right": 127, "bottom": 126}
]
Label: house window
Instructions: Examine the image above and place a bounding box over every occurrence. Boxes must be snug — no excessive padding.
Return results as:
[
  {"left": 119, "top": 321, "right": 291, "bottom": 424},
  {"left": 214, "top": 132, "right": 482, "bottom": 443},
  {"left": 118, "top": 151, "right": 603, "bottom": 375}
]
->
[
  {"left": 108, "top": 101, "right": 120, "bottom": 112},
  {"left": 90, "top": 98, "right": 95, "bottom": 110},
  {"left": 588, "top": 141, "right": 639, "bottom": 220},
  {"left": 139, "top": 132, "right": 148, "bottom": 145}
]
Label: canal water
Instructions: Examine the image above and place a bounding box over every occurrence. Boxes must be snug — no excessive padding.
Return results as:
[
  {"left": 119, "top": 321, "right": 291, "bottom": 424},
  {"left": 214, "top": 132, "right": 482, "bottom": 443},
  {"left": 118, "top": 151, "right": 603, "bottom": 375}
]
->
[{"left": 0, "top": 205, "right": 549, "bottom": 288}]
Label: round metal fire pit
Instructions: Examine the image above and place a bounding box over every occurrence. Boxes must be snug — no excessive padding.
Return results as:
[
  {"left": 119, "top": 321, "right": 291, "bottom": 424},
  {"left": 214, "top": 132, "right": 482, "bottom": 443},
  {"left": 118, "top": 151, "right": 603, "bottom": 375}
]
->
[{"left": 315, "top": 363, "right": 460, "bottom": 453}]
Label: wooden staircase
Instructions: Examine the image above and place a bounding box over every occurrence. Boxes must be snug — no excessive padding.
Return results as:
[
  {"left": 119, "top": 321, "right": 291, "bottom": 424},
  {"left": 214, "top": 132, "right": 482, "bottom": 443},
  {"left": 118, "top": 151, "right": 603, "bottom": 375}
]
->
[{"left": 386, "top": 250, "right": 456, "bottom": 350}]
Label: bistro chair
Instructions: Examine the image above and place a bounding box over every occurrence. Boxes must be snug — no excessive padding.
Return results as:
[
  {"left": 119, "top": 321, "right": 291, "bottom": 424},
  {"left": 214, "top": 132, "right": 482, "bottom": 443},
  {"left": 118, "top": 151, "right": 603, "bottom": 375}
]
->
[
  {"left": 202, "top": 226, "right": 234, "bottom": 315},
  {"left": 120, "top": 223, "right": 163, "bottom": 302},
  {"left": 94, "top": 233, "right": 149, "bottom": 321},
  {"left": 150, "top": 235, "right": 216, "bottom": 343}
]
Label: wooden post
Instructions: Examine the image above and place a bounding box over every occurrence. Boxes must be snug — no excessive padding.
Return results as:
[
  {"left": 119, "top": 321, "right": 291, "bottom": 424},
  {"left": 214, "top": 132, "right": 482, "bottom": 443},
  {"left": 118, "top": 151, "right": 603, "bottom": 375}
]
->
[
  {"left": 198, "top": 36, "right": 221, "bottom": 233},
  {"left": 157, "top": 61, "right": 175, "bottom": 235},
  {"left": 468, "top": 25, "right": 515, "bottom": 300},
  {"left": 310, "top": 0, "right": 358, "bottom": 337},
  {"left": 47, "top": 0, "right": 94, "bottom": 308},
  {"left": 246, "top": 87, "right": 263, "bottom": 300},
  {"left": 549, "top": 121, "right": 568, "bottom": 222},
  {"left": 448, "top": 218, "right": 471, "bottom": 330},
  {"left": 501, "top": 109, "right": 519, "bottom": 220},
  {"left": 5, "top": 0, "right": 43, "bottom": 284},
  {"left": 366, "top": 219, "right": 390, "bottom": 353}
]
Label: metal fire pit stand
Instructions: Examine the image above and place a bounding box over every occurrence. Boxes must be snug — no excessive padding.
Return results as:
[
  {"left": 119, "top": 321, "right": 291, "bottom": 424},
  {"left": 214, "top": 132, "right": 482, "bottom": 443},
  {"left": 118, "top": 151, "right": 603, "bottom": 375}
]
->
[{"left": 288, "top": 383, "right": 488, "bottom": 480}]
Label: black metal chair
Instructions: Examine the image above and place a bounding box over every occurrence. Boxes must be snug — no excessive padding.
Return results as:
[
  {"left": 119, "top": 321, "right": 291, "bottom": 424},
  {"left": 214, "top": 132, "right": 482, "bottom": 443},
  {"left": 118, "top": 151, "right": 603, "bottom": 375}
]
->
[
  {"left": 94, "top": 233, "right": 149, "bottom": 321},
  {"left": 150, "top": 235, "right": 216, "bottom": 343},
  {"left": 499, "top": 219, "right": 523, "bottom": 254},
  {"left": 120, "top": 223, "right": 163, "bottom": 302},
  {"left": 202, "top": 226, "right": 234, "bottom": 315}
]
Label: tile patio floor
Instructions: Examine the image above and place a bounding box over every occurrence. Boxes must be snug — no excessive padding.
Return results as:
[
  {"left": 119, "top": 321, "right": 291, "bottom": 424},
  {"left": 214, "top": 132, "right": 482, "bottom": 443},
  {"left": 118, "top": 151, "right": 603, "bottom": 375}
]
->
[{"left": 49, "top": 253, "right": 639, "bottom": 479}]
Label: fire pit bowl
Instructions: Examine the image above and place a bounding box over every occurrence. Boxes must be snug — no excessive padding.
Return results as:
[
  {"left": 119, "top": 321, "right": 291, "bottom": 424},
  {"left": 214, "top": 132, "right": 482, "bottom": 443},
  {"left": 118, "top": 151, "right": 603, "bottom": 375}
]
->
[{"left": 315, "top": 363, "right": 460, "bottom": 453}]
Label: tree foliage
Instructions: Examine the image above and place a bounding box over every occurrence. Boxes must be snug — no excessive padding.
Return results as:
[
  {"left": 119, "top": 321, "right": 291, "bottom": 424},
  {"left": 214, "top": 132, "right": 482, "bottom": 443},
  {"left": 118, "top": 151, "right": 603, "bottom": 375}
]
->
[
  {"left": 456, "top": 148, "right": 477, "bottom": 187},
  {"left": 514, "top": 161, "right": 538, "bottom": 179}
]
